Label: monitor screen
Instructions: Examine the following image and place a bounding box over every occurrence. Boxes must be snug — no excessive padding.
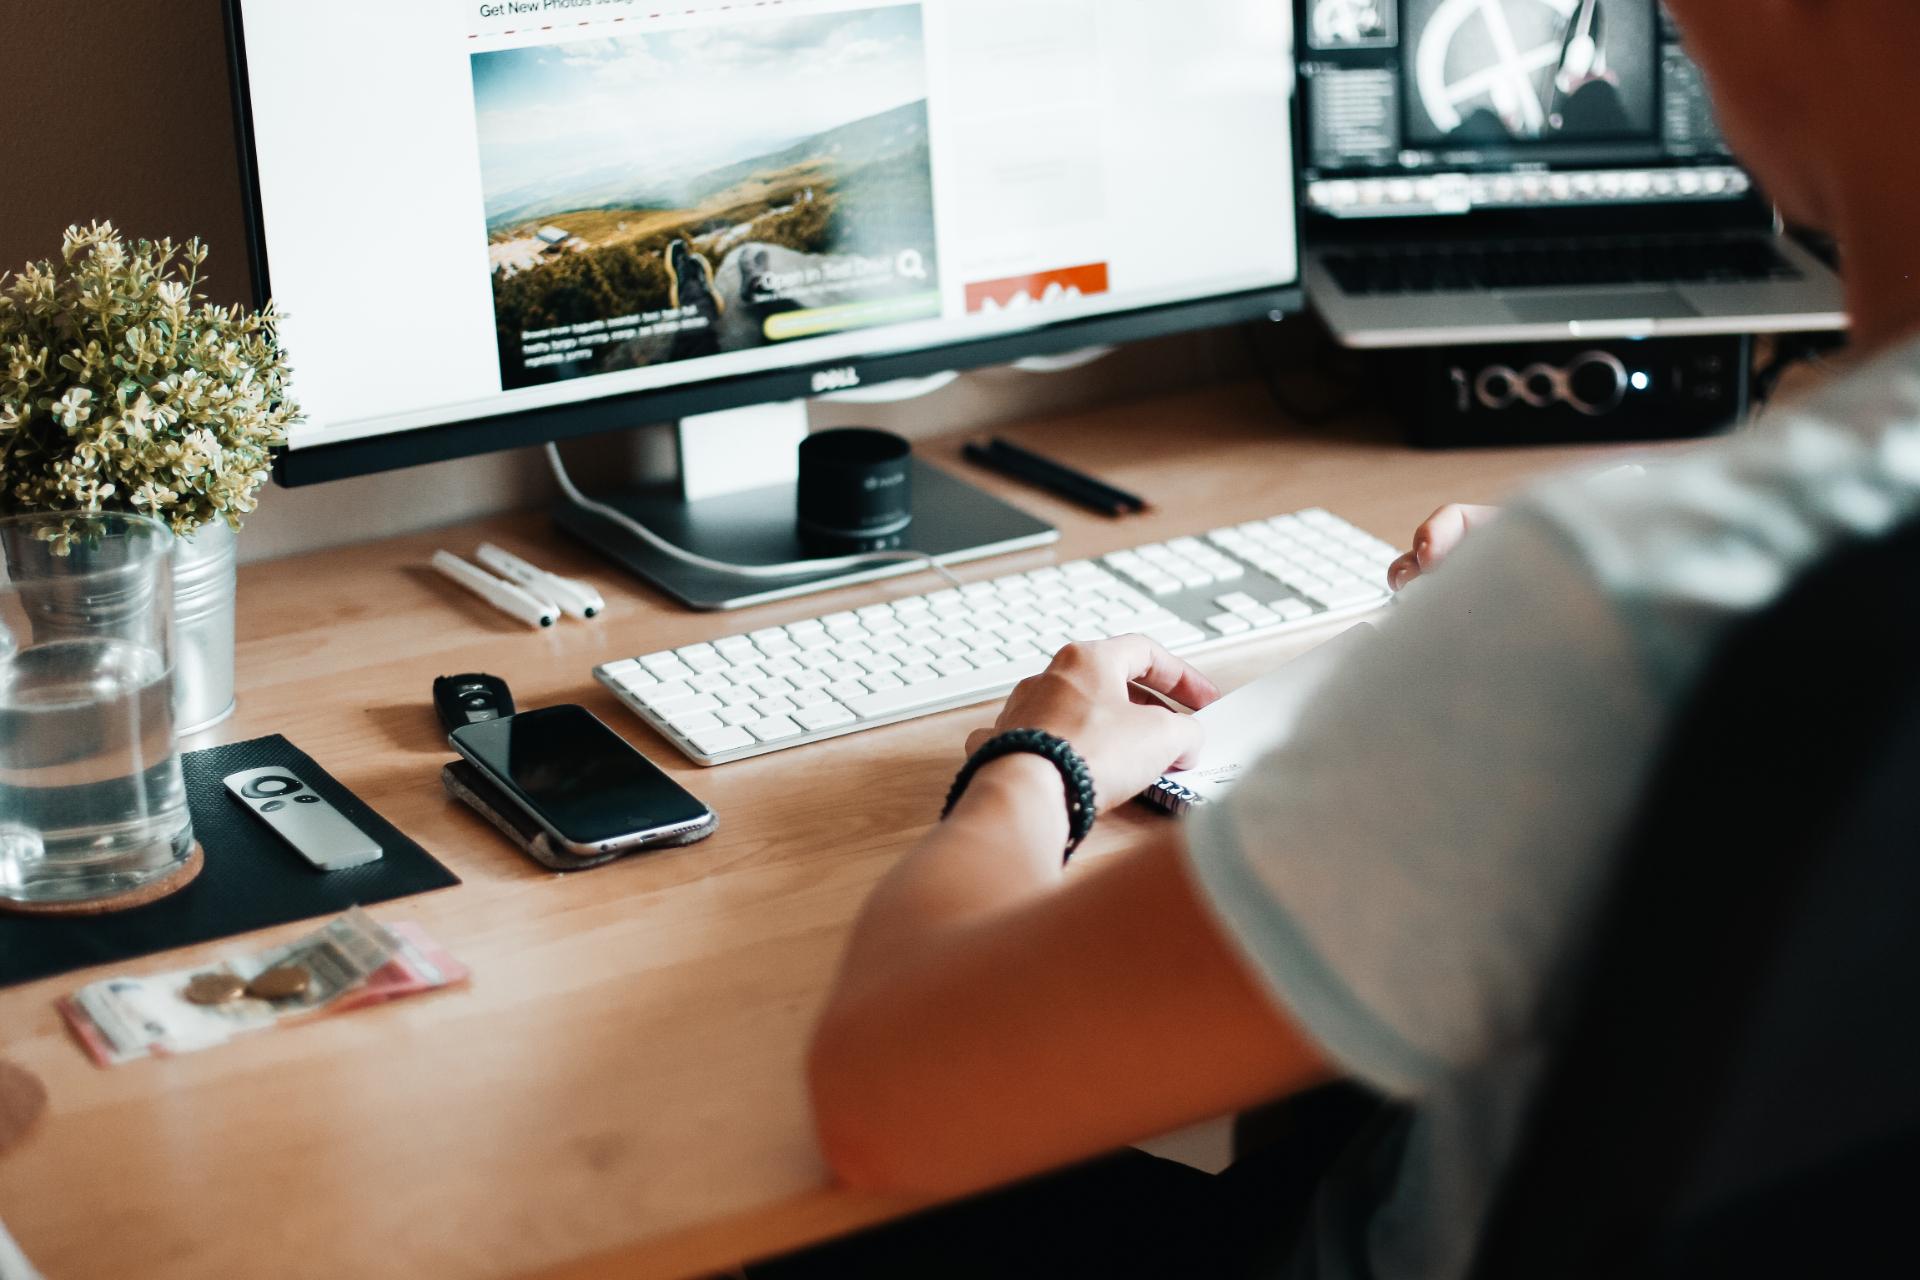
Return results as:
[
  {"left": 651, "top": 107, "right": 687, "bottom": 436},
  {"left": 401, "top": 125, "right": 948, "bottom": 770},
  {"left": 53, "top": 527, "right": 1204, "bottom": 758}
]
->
[
  {"left": 1298, "top": 0, "right": 1751, "bottom": 220},
  {"left": 227, "top": 0, "right": 1300, "bottom": 477}
]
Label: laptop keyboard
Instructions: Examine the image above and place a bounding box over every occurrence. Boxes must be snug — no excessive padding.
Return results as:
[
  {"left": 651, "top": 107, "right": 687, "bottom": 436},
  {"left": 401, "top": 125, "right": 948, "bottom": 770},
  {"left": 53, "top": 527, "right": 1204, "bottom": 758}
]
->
[{"left": 1322, "top": 236, "right": 1800, "bottom": 297}]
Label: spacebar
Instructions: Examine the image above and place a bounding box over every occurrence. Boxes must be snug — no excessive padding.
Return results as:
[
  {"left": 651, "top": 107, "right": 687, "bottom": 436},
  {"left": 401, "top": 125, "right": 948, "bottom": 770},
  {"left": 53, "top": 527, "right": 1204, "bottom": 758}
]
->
[{"left": 843, "top": 656, "right": 1053, "bottom": 721}]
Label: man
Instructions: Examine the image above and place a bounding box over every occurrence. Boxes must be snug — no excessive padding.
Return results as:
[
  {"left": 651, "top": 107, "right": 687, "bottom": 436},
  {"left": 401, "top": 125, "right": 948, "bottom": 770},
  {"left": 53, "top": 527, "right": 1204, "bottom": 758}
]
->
[{"left": 796, "top": 3, "right": 1920, "bottom": 1275}]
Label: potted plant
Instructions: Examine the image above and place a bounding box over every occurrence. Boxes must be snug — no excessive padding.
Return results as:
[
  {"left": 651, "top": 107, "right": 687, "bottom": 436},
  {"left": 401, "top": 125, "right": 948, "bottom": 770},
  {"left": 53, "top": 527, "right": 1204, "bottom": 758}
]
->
[{"left": 0, "top": 222, "right": 300, "bottom": 733}]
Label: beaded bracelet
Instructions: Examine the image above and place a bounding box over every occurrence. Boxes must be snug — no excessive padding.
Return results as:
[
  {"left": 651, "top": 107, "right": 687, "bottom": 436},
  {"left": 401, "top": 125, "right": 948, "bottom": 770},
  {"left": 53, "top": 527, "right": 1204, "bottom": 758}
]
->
[{"left": 941, "top": 728, "right": 1097, "bottom": 863}]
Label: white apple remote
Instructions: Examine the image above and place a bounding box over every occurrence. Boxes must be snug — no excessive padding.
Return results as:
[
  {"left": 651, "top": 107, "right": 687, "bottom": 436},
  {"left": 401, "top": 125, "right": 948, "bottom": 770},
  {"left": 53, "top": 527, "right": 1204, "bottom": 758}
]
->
[{"left": 223, "top": 767, "right": 384, "bottom": 871}]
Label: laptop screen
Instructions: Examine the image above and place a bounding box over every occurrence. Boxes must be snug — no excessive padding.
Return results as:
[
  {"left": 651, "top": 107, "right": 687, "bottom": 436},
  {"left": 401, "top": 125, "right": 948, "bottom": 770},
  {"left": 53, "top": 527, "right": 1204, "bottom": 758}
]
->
[{"left": 1298, "top": 1, "right": 1753, "bottom": 222}]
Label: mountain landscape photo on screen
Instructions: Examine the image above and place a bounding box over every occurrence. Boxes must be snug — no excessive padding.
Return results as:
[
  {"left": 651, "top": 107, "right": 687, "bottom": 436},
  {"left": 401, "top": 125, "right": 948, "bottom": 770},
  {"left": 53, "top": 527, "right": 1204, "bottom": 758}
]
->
[{"left": 471, "top": 5, "right": 940, "bottom": 389}]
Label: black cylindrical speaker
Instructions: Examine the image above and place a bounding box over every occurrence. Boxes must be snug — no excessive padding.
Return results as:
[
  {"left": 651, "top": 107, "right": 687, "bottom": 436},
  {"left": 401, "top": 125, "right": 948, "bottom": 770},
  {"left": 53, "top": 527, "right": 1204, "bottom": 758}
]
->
[{"left": 796, "top": 428, "right": 913, "bottom": 551}]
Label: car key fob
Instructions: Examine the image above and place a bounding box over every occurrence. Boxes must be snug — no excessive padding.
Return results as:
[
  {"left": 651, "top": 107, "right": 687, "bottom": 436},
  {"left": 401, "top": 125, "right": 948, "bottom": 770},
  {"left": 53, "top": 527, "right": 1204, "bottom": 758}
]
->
[
  {"left": 434, "top": 673, "right": 516, "bottom": 737},
  {"left": 223, "top": 767, "right": 384, "bottom": 871}
]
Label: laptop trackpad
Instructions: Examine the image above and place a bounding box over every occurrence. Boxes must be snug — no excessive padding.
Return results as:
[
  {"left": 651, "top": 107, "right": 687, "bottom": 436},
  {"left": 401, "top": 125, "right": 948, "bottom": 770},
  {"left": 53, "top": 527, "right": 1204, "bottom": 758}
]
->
[{"left": 1503, "top": 290, "right": 1697, "bottom": 323}]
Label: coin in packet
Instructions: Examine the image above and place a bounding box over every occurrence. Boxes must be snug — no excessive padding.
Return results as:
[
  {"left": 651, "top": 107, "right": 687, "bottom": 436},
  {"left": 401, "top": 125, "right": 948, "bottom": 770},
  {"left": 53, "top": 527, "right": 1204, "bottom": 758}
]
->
[
  {"left": 183, "top": 973, "right": 248, "bottom": 1006},
  {"left": 246, "top": 966, "right": 312, "bottom": 1002}
]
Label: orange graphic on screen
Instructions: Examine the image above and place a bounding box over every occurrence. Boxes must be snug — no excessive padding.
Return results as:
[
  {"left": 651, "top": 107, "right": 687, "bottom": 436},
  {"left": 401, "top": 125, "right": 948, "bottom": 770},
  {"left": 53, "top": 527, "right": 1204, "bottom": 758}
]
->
[{"left": 965, "top": 262, "right": 1111, "bottom": 313}]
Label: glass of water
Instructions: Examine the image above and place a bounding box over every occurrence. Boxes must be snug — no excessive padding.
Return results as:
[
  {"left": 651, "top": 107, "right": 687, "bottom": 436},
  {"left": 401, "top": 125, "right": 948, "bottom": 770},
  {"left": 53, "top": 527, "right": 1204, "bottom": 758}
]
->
[{"left": 0, "top": 512, "right": 196, "bottom": 907}]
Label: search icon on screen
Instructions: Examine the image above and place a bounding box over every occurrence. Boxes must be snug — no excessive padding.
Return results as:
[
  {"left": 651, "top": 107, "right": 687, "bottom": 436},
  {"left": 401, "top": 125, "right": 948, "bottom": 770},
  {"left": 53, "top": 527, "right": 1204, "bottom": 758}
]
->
[{"left": 896, "top": 249, "right": 929, "bottom": 281}]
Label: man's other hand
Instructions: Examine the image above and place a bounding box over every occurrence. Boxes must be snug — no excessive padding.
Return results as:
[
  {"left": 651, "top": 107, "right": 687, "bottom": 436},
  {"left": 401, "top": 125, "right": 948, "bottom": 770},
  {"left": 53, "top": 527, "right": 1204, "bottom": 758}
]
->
[{"left": 1388, "top": 503, "right": 1500, "bottom": 590}]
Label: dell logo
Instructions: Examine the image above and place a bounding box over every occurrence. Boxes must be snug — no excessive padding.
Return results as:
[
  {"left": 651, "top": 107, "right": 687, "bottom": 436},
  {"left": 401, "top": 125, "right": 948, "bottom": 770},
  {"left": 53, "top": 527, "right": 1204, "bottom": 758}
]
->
[{"left": 811, "top": 366, "right": 862, "bottom": 394}]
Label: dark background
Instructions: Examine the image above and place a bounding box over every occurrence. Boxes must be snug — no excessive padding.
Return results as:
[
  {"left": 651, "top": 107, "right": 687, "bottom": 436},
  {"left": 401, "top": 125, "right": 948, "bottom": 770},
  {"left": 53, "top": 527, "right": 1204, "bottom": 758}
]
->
[{"left": 3, "top": 2, "right": 253, "bottom": 305}]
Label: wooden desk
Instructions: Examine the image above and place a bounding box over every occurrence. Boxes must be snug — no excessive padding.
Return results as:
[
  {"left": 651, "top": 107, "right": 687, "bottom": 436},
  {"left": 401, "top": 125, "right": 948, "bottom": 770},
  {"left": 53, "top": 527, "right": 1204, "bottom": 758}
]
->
[{"left": 0, "top": 382, "right": 1672, "bottom": 1279}]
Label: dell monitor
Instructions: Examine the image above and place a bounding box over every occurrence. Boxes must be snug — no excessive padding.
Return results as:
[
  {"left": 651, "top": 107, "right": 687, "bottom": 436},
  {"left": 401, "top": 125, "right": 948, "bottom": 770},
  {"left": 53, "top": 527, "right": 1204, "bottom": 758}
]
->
[{"left": 224, "top": 0, "right": 1303, "bottom": 607}]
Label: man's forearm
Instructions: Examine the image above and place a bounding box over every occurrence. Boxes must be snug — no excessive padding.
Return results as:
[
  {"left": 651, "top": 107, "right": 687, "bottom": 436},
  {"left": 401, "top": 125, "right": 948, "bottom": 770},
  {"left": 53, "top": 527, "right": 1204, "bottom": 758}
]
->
[{"left": 829, "top": 754, "right": 1069, "bottom": 1000}]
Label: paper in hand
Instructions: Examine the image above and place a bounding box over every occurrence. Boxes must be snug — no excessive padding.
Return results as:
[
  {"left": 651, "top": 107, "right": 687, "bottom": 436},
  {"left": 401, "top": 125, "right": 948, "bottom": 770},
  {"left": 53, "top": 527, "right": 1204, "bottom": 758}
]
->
[{"left": 1143, "top": 623, "right": 1376, "bottom": 813}]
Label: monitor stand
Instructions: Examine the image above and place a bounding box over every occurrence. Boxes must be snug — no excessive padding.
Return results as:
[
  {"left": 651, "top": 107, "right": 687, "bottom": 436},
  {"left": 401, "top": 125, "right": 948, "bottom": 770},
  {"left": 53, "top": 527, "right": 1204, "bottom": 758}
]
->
[{"left": 551, "top": 400, "right": 1059, "bottom": 611}]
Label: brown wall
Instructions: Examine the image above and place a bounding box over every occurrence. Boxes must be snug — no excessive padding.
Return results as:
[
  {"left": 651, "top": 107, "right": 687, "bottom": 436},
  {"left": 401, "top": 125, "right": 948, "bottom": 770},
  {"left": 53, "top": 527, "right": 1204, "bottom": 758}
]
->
[
  {"left": 3, "top": 1, "right": 254, "bottom": 304},
  {"left": 2, "top": 2, "right": 1250, "bottom": 564}
]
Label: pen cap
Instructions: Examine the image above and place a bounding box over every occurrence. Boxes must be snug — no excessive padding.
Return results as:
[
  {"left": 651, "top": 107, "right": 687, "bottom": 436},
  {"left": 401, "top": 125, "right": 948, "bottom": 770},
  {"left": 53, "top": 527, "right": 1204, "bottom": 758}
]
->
[{"left": 796, "top": 428, "right": 913, "bottom": 552}]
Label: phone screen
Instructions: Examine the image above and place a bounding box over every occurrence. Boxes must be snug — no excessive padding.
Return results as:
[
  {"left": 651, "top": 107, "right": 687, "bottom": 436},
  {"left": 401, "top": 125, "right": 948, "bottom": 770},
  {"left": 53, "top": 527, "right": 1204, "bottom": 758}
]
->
[{"left": 452, "top": 706, "right": 709, "bottom": 846}]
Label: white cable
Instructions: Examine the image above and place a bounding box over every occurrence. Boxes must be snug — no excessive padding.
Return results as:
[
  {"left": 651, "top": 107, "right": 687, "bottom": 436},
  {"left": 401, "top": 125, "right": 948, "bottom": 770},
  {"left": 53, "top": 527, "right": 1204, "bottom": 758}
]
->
[{"left": 545, "top": 443, "right": 964, "bottom": 589}]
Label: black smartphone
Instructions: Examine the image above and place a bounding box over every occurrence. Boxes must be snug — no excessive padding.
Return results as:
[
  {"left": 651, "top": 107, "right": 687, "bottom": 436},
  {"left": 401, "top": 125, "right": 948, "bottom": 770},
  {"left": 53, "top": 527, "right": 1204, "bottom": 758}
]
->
[{"left": 449, "top": 705, "right": 716, "bottom": 859}]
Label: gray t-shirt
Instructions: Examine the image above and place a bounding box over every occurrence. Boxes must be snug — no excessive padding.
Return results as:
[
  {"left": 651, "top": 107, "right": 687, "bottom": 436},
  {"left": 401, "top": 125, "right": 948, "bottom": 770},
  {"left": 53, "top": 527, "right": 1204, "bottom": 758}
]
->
[{"left": 1181, "top": 336, "right": 1920, "bottom": 1279}]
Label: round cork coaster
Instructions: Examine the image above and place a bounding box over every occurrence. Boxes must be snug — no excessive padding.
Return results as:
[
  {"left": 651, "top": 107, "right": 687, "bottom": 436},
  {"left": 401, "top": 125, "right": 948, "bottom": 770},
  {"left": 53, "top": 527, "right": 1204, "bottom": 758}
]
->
[
  {"left": 0, "top": 844, "right": 204, "bottom": 918},
  {"left": 0, "top": 1060, "right": 48, "bottom": 1156}
]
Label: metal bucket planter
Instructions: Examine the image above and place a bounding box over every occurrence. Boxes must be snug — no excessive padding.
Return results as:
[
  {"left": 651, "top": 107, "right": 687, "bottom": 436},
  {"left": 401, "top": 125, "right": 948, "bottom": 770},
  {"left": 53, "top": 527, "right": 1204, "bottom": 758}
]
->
[{"left": 172, "top": 521, "right": 237, "bottom": 736}]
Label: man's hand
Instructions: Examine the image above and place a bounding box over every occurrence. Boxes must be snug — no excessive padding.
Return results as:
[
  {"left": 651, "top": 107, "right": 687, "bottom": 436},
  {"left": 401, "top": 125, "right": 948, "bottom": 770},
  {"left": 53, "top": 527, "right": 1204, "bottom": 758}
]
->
[
  {"left": 966, "top": 636, "right": 1221, "bottom": 812},
  {"left": 1387, "top": 502, "right": 1500, "bottom": 590}
]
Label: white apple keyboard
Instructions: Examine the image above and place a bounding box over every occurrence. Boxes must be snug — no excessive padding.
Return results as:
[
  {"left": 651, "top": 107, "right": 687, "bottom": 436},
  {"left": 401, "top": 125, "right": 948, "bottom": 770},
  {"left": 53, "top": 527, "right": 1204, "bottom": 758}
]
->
[{"left": 596, "top": 508, "right": 1398, "bottom": 765}]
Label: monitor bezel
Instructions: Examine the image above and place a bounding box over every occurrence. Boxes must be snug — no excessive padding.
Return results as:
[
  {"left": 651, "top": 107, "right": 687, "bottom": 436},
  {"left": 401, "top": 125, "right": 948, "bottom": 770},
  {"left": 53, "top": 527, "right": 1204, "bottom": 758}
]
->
[{"left": 222, "top": 0, "right": 1305, "bottom": 488}]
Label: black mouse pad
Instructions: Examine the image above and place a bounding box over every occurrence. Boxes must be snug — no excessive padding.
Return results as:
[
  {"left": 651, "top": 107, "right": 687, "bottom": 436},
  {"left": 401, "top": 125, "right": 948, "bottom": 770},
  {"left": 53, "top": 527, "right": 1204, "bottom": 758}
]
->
[{"left": 0, "top": 735, "right": 460, "bottom": 990}]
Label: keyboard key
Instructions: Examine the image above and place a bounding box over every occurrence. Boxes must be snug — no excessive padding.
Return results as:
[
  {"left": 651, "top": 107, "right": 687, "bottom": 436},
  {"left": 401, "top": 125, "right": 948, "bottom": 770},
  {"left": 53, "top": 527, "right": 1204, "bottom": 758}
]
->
[
  {"left": 637, "top": 680, "right": 695, "bottom": 709},
  {"left": 608, "top": 667, "right": 657, "bottom": 694},
  {"left": 1303, "top": 579, "right": 1382, "bottom": 608},
  {"left": 641, "top": 654, "right": 693, "bottom": 680},
  {"left": 795, "top": 704, "right": 858, "bottom": 732},
  {"left": 744, "top": 716, "right": 803, "bottom": 744},
  {"left": 843, "top": 654, "right": 1054, "bottom": 721},
  {"left": 1207, "top": 612, "right": 1252, "bottom": 635},
  {"left": 1144, "top": 621, "right": 1207, "bottom": 647},
  {"left": 790, "top": 687, "right": 833, "bottom": 708},
  {"left": 719, "top": 706, "right": 758, "bottom": 727},
  {"left": 689, "top": 727, "right": 755, "bottom": 756},
  {"left": 752, "top": 695, "right": 797, "bottom": 717},
  {"left": 669, "top": 711, "right": 722, "bottom": 736}
]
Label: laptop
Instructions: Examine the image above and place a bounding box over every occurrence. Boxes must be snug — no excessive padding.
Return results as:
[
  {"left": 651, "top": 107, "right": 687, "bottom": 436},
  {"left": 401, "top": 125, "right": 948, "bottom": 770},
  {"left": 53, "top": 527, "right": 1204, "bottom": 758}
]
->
[{"left": 1295, "top": 0, "right": 1846, "bottom": 348}]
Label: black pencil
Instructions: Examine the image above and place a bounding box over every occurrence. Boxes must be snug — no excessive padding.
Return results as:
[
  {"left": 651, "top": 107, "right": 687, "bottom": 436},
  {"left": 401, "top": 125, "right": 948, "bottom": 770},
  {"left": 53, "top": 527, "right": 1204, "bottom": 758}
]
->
[{"left": 966, "top": 439, "right": 1148, "bottom": 517}]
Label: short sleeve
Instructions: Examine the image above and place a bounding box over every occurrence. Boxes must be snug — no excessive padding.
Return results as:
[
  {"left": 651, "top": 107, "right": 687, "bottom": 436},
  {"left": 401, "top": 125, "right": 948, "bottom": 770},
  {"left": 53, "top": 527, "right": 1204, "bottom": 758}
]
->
[{"left": 1181, "top": 507, "right": 1667, "bottom": 1097}]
